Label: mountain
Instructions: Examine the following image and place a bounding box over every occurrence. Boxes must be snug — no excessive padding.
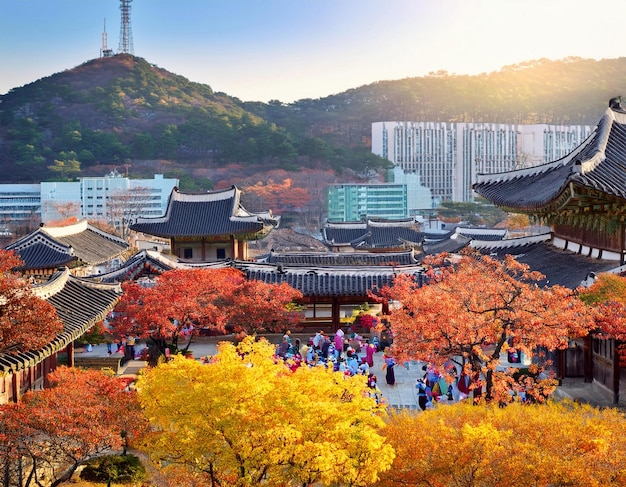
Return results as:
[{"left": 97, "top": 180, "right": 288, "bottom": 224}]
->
[
  {"left": 2, "top": 55, "right": 626, "bottom": 188},
  {"left": 0, "top": 54, "right": 384, "bottom": 186}
]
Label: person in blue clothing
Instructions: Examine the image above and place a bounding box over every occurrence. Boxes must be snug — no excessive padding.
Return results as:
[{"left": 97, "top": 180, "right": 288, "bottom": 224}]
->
[{"left": 415, "top": 378, "right": 430, "bottom": 411}]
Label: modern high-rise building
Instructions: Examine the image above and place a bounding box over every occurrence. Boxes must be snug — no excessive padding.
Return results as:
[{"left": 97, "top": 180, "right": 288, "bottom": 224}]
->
[
  {"left": 372, "top": 121, "right": 593, "bottom": 202},
  {"left": 327, "top": 183, "right": 408, "bottom": 222},
  {"left": 0, "top": 173, "right": 178, "bottom": 233}
]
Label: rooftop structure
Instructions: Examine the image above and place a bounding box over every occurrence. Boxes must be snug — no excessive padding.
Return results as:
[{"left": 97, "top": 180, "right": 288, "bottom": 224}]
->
[{"left": 130, "top": 186, "right": 279, "bottom": 262}]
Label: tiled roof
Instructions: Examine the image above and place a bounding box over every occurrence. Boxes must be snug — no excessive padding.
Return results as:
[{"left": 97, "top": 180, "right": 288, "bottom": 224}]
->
[
  {"left": 5, "top": 231, "right": 77, "bottom": 270},
  {"left": 263, "top": 250, "right": 419, "bottom": 266},
  {"left": 6, "top": 220, "right": 128, "bottom": 268},
  {"left": 473, "top": 104, "right": 626, "bottom": 212},
  {"left": 233, "top": 261, "right": 425, "bottom": 297},
  {"left": 0, "top": 269, "right": 122, "bottom": 374},
  {"left": 456, "top": 227, "right": 507, "bottom": 241},
  {"left": 130, "top": 186, "right": 279, "bottom": 238},
  {"left": 471, "top": 234, "right": 623, "bottom": 289},
  {"left": 95, "top": 250, "right": 229, "bottom": 282},
  {"left": 323, "top": 219, "right": 424, "bottom": 249},
  {"left": 424, "top": 235, "right": 472, "bottom": 255}
]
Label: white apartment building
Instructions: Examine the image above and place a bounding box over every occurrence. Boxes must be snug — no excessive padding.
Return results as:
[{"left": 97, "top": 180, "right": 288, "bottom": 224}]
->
[
  {"left": 0, "top": 173, "right": 178, "bottom": 232},
  {"left": 372, "top": 121, "right": 593, "bottom": 202}
]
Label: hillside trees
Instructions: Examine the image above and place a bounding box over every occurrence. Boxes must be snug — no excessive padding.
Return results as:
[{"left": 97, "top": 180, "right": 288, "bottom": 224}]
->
[
  {"left": 0, "top": 250, "right": 63, "bottom": 351},
  {"left": 0, "top": 367, "right": 146, "bottom": 487},
  {"left": 375, "top": 401, "right": 626, "bottom": 487},
  {"left": 109, "top": 268, "right": 303, "bottom": 358},
  {"left": 137, "top": 338, "right": 394, "bottom": 487},
  {"left": 380, "top": 251, "right": 594, "bottom": 403}
]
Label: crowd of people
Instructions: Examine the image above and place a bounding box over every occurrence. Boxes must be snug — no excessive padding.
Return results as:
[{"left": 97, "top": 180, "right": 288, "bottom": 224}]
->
[
  {"left": 272, "top": 329, "right": 396, "bottom": 405},
  {"left": 274, "top": 329, "right": 380, "bottom": 375}
]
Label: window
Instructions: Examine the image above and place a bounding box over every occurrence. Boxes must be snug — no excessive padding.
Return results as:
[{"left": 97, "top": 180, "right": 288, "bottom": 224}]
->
[
  {"left": 216, "top": 248, "right": 226, "bottom": 259},
  {"left": 183, "top": 248, "right": 193, "bottom": 259}
]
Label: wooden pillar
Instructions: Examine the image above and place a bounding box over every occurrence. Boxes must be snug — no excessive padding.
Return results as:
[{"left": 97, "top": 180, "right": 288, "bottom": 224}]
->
[
  {"left": 331, "top": 299, "right": 340, "bottom": 332},
  {"left": 230, "top": 237, "right": 237, "bottom": 260},
  {"left": 11, "top": 372, "right": 19, "bottom": 403},
  {"left": 67, "top": 342, "right": 75, "bottom": 368},
  {"left": 613, "top": 340, "right": 620, "bottom": 404},
  {"left": 583, "top": 335, "right": 593, "bottom": 383},
  {"left": 170, "top": 238, "right": 176, "bottom": 257}
]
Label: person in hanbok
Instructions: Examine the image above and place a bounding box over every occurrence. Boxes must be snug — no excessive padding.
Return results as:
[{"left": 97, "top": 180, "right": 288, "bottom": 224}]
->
[
  {"left": 382, "top": 349, "right": 397, "bottom": 385},
  {"left": 365, "top": 339, "right": 376, "bottom": 367}
]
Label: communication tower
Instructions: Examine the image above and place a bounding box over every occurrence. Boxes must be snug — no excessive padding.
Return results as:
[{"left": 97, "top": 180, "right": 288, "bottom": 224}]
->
[
  {"left": 118, "top": 0, "right": 134, "bottom": 55},
  {"left": 100, "top": 19, "right": 114, "bottom": 57}
]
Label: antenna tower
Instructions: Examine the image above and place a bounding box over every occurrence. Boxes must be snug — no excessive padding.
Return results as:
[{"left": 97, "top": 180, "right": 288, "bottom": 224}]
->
[
  {"left": 101, "top": 18, "right": 114, "bottom": 57},
  {"left": 118, "top": 0, "right": 134, "bottom": 55}
]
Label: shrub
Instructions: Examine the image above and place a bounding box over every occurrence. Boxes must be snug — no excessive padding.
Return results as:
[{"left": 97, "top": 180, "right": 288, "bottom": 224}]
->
[{"left": 80, "top": 454, "right": 146, "bottom": 483}]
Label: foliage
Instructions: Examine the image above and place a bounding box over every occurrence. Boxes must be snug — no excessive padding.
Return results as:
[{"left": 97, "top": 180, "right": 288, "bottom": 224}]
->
[
  {"left": 109, "top": 268, "right": 303, "bottom": 356},
  {"left": 80, "top": 454, "right": 145, "bottom": 483},
  {"left": 0, "top": 367, "right": 146, "bottom": 487},
  {"left": 375, "top": 401, "right": 626, "bottom": 487},
  {"left": 436, "top": 199, "right": 508, "bottom": 226},
  {"left": 379, "top": 250, "right": 594, "bottom": 402},
  {"left": 0, "top": 249, "right": 63, "bottom": 351},
  {"left": 578, "top": 273, "right": 626, "bottom": 340},
  {"left": 136, "top": 337, "right": 394, "bottom": 487}
]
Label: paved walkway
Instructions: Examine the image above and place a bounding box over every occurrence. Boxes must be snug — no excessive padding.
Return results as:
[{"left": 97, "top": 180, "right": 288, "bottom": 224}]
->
[{"left": 78, "top": 336, "right": 619, "bottom": 410}]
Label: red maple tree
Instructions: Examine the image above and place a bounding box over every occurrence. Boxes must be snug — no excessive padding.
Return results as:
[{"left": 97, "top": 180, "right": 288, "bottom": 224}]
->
[
  {"left": 0, "top": 367, "right": 145, "bottom": 487},
  {"left": 380, "top": 251, "right": 594, "bottom": 402},
  {"left": 0, "top": 249, "right": 63, "bottom": 352},
  {"left": 109, "top": 267, "right": 303, "bottom": 357}
]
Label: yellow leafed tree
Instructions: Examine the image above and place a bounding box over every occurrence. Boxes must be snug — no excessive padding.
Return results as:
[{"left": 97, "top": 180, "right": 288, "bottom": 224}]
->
[
  {"left": 375, "top": 401, "right": 626, "bottom": 487},
  {"left": 137, "top": 337, "right": 394, "bottom": 487}
]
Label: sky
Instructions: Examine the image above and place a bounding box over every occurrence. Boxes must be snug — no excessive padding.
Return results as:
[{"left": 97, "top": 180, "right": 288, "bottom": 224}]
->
[{"left": 2, "top": 0, "right": 626, "bottom": 103}]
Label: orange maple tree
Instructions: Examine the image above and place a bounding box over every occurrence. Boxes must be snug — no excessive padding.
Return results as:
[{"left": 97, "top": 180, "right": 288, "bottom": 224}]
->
[
  {"left": 0, "top": 367, "right": 145, "bottom": 487},
  {"left": 0, "top": 249, "right": 63, "bottom": 352},
  {"left": 242, "top": 177, "right": 311, "bottom": 212},
  {"left": 578, "top": 272, "right": 626, "bottom": 341},
  {"left": 110, "top": 267, "right": 302, "bottom": 357},
  {"left": 380, "top": 251, "right": 594, "bottom": 402}
]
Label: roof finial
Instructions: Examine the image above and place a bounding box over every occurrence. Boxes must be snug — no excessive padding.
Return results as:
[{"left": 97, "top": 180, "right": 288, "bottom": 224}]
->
[{"left": 609, "top": 96, "right": 622, "bottom": 109}]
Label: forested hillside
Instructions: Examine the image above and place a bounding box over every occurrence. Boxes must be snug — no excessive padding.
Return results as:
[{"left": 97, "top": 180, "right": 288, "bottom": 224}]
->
[
  {"left": 243, "top": 57, "right": 626, "bottom": 153},
  {"left": 0, "top": 54, "right": 386, "bottom": 186}
]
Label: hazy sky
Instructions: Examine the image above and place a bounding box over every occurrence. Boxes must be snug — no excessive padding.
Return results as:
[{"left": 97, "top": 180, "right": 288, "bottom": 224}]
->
[{"left": 2, "top": 0, "right": 626, "bottom": 103}]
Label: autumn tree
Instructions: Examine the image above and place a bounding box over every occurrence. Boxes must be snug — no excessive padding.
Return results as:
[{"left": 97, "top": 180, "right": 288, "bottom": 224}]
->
[
  {"left": 220, "top": 278, "right": 303, "bottom": 336},
  {"left": 242, "top": 177, "right": 311, "bottom": 213},
  {"left": 109, "top": 268, "right": 303, "bottom": 358},
  {"left": 579, "top": 272, "right": 626, "bottom": 340},
  {"left": 381, "top": 251, "right": 593, "bottom": 403},
  {"left": 137, "top": 337, "right": 394, "bottom": 487},
  {"left": 0, "top": 367, "right": 146, "bottom": 487},
  {"left": 0, "top": 249, "right": 63, "bottom": 352},
  {"left": 376, "top": 401, "right": 626, "bottom": 487},
  {"left": 106, "top": 186, "right": 152, "bottom": 239}
]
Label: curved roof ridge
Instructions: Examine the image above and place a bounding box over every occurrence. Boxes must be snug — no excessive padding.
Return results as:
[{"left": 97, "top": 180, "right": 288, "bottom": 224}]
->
[
  {"left": 7, "top": 230, "right": 73, "bottom": 254},
  {"left": 469, "top": 233, "right": 552, "bottom": 250},
  {"left": 32, "top": 267, "right": 70, "bottom": 299},
  {"left": 172, "top": 185, "right": 238, "bottom": 203},
  {"left": 41, "top": 219, "right": 89, "bottom": 238}
]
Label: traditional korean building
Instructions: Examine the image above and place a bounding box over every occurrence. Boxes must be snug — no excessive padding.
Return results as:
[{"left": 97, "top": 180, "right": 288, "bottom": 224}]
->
[
  {"left": 129, "top": 186, "right": 279, "bottom": 262},
  {"left": 5, "top": 219, "right": 130, "bottom": 280},
  {"left": 322, "top": 219, "right": 424, "bottom": 252},
  {"left": 473, "top": 99, "right": 626, "bottom": 405},
  {"left": 0, "top": 268, "right": 121, "bottom": 404}
]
